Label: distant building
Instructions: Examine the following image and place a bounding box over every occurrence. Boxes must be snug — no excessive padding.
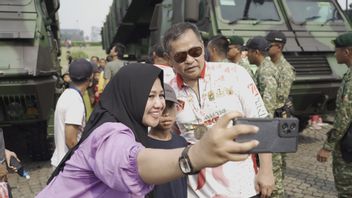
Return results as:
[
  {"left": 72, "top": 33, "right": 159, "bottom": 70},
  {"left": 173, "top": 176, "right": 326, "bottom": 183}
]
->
[
  {"left": 90, "top": 26, "right": 101, "bottom": 42},
  {"left": 61, "top": 29, "right": 84, "bottom": 41}
]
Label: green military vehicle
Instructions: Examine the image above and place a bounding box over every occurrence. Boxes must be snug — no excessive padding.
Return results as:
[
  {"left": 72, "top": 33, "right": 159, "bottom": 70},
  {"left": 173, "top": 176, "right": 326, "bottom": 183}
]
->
[
  {"left": 0, "top": 0, "right": 61, "bottom": 159},
  {"left": 102, "top": 0, "right": 351, "bottom": 130}
]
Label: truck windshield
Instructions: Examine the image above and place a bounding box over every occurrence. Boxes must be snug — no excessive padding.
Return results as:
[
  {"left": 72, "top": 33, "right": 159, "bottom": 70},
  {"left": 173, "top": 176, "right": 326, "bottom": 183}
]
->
[
  {"left": 218, "top": 0, "right": 280, "bottom": 23},
  {"left": 285, "top": 0, "right": 343, "bottom": 25}
]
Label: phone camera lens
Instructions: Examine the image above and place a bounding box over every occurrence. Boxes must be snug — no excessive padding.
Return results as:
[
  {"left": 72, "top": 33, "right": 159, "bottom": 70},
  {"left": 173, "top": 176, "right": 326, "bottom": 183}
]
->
[
  {"left": 290, "top": 123, "right": 296, "bottom": 130},
  {"left": 282, "top": 123, "right": 288, "bottom": 130}
]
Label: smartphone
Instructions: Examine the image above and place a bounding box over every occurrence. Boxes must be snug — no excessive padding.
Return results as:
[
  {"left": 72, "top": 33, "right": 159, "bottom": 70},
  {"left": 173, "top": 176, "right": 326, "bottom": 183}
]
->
[{"left": 233, "top": 117, "right": 299, "bottom": 153}]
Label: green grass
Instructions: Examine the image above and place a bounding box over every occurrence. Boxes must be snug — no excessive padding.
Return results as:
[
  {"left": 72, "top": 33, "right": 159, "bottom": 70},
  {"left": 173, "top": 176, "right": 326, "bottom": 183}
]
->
[{"left": 60, "top": 45, "right": 107, "bottom": 73}]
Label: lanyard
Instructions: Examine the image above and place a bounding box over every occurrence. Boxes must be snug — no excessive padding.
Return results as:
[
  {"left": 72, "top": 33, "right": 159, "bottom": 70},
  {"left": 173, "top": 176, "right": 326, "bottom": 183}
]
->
[{"left": 69, "top": 86, "right": 87, "bottom": 117}]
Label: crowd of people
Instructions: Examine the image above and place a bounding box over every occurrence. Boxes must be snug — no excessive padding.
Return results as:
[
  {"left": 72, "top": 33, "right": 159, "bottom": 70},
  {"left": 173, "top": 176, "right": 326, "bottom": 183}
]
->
[{"left": 39, "top": 22, "right": 352, "bottom": 198}]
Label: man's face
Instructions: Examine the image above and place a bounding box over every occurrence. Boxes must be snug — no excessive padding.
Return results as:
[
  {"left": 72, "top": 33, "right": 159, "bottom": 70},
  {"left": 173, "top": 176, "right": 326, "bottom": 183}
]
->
[
  {"left": 227, "top": 44, "right": 241, "bottom": 62},
  {"left": 168, "top": 29, "right": 205, "bottom": 82},
  {"left": 247, "top": 49, "right": 258, "bottom": 65},
  {"left": 335, "top": 47, "right": 348, "bottom": 64},
  {"left": 99, "top": 59, "right": 106, "bottom": 67},
  {"left": 268, "top": 42, "right": 282, "bottom": 57},
  {"left": 110, "top": 46, "right": 117, "bottom": 57},
  {"left": 157, "top": 102, "right": 177, "bottom": 130}
]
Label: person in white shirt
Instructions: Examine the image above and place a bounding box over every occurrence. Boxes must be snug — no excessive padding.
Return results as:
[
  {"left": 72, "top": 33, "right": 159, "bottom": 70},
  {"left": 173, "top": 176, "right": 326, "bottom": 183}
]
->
[
  {"left": 163, "top": 22, "right": 274, "bottom": 198},
  {"left": 51, "top": 59, "right": 93, "bottom": 168}
]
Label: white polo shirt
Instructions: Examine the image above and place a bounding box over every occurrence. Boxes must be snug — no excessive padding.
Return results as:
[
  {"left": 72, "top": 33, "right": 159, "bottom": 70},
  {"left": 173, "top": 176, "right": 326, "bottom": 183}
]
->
[{"left": 169, "top": 62, "right": 268, "bottom": 198}]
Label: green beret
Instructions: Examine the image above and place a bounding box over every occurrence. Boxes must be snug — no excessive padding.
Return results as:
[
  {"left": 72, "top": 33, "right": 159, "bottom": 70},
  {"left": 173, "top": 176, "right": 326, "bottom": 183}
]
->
[
  {"left": 227, "top": 36, "right": 244, "bottom": 46},
  {"left": 333, "top": 32, "right": 352, "bottom": 48}
]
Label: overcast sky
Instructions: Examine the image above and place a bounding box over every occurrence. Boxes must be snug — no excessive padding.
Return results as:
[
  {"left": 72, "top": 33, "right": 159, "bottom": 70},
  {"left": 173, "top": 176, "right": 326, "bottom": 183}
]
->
[
  {"left": 58, "top": 0, "right": 350, "bottom": 37},
  {"left": 59, "top": 0, "right": 113, "bottom": 37}
]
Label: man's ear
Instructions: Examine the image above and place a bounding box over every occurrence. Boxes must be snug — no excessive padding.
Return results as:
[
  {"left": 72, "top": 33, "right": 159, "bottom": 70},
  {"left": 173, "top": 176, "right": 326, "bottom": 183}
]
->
[{"left": 345, "top": 48, "right": 352, "bottom": 56}]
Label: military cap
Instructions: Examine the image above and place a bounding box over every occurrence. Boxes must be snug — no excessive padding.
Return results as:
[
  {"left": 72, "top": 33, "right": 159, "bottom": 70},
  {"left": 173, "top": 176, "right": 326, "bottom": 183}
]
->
[
  {"left": 332, "top": 32, "right": 352, "bottom": 48},
  {"left": 266, "top": 30, "right": 287, "bottom": 43},
  {"left": 227, "top": 35, "right": 244, "bottom": 46},
  {"left": 244, "top": 36, "right": 270, "bottom": 52}
]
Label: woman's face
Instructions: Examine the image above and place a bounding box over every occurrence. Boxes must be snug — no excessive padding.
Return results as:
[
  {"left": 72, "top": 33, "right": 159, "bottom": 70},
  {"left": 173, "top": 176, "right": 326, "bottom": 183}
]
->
[{"left": 142, "top": 78, "right": 165, "bottom": 127}]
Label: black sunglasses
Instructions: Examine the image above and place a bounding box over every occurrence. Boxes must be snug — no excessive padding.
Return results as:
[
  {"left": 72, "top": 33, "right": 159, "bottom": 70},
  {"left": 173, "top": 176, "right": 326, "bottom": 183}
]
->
[{"left": 173, "top": 46, "right": 203, "bottom": 63}]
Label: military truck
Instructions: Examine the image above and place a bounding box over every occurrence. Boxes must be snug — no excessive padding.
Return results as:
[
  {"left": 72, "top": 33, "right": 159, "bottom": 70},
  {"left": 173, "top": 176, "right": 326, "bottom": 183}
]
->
[
  {"left": 0, "top": 0, "right": 61, "bottom": 160},
  {"left": 102, "top": 0, "right": 351, "bottom": 130}
]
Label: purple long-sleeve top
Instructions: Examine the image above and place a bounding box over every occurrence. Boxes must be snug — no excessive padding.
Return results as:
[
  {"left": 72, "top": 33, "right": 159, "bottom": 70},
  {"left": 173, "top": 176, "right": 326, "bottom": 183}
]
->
[{"left": 36, "top": 122, "right": 153, "bottom": 198}]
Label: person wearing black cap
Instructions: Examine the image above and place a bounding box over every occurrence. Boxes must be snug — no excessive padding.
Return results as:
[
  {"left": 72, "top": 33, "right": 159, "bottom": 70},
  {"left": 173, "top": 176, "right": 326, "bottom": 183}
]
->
[
  {"left": 317, "top": 32, "right": 352, "bottom": 197},
  {"left": 266, "top": 30, "right": 296, "bottom": 198},
  {"left": 247, "top": 36, "right": 280, "bottom": 116},
  {"left": 146, "top": 84, "right": 187, "bottom": 198},
  {"left": 50, "top": 58, "right": 93, "bottom": 168},
  {"left": 227, "top": 35, "right": 256, "bottom": 80},
  {"left": 266, "top": 30, "right": 295, "bottom": 110}
]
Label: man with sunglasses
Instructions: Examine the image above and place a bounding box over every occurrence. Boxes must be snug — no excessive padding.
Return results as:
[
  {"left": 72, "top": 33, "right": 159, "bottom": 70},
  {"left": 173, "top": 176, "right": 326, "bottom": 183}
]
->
[{"left": 164, "top": 22, "right": 274, "bottom": 198}]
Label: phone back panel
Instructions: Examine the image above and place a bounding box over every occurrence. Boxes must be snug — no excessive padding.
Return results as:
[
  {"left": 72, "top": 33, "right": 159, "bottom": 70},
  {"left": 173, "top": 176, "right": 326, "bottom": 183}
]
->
[{"left": 234, "top": 118, "right": 299, "bottom": 153}]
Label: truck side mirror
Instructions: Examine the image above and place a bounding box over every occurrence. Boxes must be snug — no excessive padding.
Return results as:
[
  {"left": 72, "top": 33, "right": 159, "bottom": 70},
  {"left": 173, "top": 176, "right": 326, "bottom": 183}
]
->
[{"left": 185, "top": 0, "right": 199, "bottom": 22}]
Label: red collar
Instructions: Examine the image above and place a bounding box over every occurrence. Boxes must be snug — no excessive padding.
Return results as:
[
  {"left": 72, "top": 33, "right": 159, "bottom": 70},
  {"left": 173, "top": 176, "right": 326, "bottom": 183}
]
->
[{"left": 176, "top": 62, "right": 207, "bottom": 89}]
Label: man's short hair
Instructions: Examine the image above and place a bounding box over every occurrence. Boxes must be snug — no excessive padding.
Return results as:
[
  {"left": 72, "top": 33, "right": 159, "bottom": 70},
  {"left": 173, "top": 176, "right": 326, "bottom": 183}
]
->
[
  {"left": 150, "top": 43, "right": 166, "bottom": 58},
  {"left": 112, "top": 43, "right": 126, "bottom": 59},
  {"left": 162, "top": 22, "right": 203, "bottom": 54},
  {"left": 207, "top": 35, "right": 229, "bottom": 56}
]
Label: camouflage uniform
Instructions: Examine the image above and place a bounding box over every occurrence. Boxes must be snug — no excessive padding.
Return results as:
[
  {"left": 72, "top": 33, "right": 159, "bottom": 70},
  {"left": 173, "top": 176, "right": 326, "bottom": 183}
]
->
[
  {"left": 275, "top": 55, "right": 296, "bottom": 181},
  {"left": 239, "top": 58, "right": 256, "bottom": 83},
  {"left": 255, "top": 58, "right": 280, "bottom": 116},
  {"left": 323, "top": 67, "right": 352, "bottom": 197},
  {"left": 255, "top": 58, "right": 284, "bottom": 198},
  {"left": 276, "top": 55, "right": 295, "bottom": 108}
]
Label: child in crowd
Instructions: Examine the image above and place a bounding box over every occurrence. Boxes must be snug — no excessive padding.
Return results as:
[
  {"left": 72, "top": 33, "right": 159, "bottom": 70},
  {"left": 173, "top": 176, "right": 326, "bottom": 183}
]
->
[{"left": 146, "top": 84, "right": 187, "bottom": 198}]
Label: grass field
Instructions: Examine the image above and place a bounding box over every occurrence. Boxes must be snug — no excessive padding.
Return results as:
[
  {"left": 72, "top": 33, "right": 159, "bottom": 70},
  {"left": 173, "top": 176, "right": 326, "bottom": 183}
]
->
[{"left": 60, "top": 45, "right": 107, "bottom": 73}]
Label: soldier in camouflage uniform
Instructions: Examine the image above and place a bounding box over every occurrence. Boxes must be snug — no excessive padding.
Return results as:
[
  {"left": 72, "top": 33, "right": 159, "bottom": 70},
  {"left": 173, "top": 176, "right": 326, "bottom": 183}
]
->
[
  {"left": 266, "top": 30, "right": 295, "bottom": 112},
  {"left": 266, "top": 31, "right": 296, "bottom": 198},
  {"left": 246, "top": 36, "right": 284, "bottom": 198},
  {"left": 317, "top": 32, "right": 352, "bottom": 198},
  {"left": 227, "top": 35, "right": 256, "bottom": 81}
]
